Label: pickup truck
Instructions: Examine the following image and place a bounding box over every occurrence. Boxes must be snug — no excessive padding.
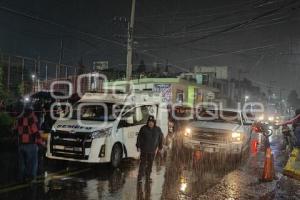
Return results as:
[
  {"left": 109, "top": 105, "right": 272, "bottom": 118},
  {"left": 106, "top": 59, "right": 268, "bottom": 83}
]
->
[{"left": 182, "top": 109, "right": 252, "bottom": 155}]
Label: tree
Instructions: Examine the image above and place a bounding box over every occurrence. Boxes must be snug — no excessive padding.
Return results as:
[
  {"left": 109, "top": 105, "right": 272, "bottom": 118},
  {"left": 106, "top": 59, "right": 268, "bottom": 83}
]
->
[{"left": 288, "top": 90, "right": 299, "bottom": 108}]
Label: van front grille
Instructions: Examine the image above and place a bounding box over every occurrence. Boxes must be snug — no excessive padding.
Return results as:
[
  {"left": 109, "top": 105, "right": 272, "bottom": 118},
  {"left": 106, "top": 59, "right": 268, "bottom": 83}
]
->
[{"left": 50, "top": 130, "right": 92, "bottom": 160}]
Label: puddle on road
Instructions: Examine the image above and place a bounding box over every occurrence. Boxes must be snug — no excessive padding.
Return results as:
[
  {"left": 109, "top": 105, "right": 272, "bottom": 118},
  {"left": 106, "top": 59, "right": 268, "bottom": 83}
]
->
[
  {"left": 0, "top": 136, "right": 263, "bottom": 199},
  {"left": 2, "top": 147, "right": 244, "bottom": 200},
  {"left": 161, "top": 147, "right": 244, "bottom": 200},
  {"left": 2, "top": 130, "right": 296, "bottom": 200}
]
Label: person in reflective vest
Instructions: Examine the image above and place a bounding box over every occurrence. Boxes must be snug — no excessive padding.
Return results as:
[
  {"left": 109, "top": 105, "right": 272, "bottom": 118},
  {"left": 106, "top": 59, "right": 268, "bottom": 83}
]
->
[{"left": 16, "top": 105, "right": 42, "bottom": 181}]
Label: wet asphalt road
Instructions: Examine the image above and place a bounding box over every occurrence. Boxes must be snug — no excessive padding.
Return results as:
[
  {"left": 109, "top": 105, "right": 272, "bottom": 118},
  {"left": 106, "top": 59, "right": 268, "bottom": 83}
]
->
[{"left": 1, "top": 130, "right": 299, "bottom": 200}]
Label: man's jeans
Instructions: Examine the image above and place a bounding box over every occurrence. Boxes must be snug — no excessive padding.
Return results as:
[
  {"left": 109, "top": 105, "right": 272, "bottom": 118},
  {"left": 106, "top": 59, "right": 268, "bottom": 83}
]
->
[
  {"left": 138, "top": 152, "right": 155, "bottom": 181},
  {"left": 18, "top": 144, "right": 38, "bottom": 180}
]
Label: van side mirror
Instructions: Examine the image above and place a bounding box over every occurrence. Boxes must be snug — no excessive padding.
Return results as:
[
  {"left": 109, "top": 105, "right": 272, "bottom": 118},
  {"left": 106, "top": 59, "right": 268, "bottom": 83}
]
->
[{"left": 244, "top": 121, "right": 253, "bottom": 126}]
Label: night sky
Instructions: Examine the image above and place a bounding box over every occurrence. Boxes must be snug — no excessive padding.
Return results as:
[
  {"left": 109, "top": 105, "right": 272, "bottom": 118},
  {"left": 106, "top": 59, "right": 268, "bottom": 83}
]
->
[{"left": 0, "top": 0, "right": 300, "bottom": 96}]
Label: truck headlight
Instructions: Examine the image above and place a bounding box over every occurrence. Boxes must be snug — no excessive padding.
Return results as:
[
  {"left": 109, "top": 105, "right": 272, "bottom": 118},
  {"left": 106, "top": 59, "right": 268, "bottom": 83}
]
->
[
  {"left": 91, "top": 128, "right": 112, "bottom": 139},
  {"left": 184, "top": 128, "right": 192, "bottom": 137},
  {"left": 232, "top": 132, "right": 241, "bottom": 142},
  {"left": 268, "top": 116, "right": 274, "bottom": 121},
  {"left": 258, "top": 115, "right": 264, "bottom": 121}
]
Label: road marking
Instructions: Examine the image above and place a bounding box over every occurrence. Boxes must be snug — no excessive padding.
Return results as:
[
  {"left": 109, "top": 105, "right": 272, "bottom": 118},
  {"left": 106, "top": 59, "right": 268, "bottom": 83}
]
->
[{"left": 0, "top": 168, "right": 91, "bottom": 194}]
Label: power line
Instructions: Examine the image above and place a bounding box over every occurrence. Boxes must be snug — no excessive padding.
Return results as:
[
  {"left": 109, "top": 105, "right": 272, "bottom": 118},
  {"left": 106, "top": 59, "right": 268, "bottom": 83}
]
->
[
  {"left": 0, "top": 1, "right": 297, "bottom": 77},
  {"left": 0, "top": 5, "right": 126, "bottom": 48},
  {"left": 137, "top": 0, "right": 259, "bottom": 20},
  {"left": 173, "top": 43, "right": 279, "bottom": 64},
  {"left": 134, "top": 13, "right": 289, "bottom": 40},
  {"left": 0, "top": 5, "right": 172, "bottom": 68},
  {"left": 177, "top": 0, "right": 299, "bottom": 45},
  {"left": 135, "top": 14, "right": 289, "bottom": 55}
]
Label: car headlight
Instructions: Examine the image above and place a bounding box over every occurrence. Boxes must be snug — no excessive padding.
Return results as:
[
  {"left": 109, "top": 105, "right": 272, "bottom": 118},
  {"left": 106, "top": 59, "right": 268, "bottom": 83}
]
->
[
  {"left": 91, "top": 128, "right": 112, "bottom": 139},
  {"left": 232, "top": 132, "right": 241, "bottom": 142},
  {"left": 268, "top": 116, "right": 274, "bottom": 121},
  {"left": 184, "top": 128, "right": 192, "bottom": 137}
]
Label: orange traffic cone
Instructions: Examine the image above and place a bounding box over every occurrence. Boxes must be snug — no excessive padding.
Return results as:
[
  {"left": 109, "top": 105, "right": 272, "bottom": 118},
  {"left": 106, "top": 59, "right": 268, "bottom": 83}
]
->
[
  {"left": 261, "top": 147, "right": 274, "bottom": 182},
  {"left": 251, "top": 139, "right": 258, "bottom": 154}
]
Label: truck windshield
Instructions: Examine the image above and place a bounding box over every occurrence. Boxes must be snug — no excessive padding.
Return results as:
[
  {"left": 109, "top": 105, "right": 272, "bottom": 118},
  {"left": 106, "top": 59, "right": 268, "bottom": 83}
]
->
[
  {"left": 197, "top": 110, "right": 241, "bottom": 124},
  {"left": 71, "top": 102, "right": 123, "bottom": 121}
]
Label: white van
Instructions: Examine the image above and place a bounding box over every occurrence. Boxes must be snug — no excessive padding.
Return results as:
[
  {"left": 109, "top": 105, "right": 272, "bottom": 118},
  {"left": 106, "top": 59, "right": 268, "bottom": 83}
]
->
[{"left": 46, "top": 92, "right": 168, "bottom": 167}]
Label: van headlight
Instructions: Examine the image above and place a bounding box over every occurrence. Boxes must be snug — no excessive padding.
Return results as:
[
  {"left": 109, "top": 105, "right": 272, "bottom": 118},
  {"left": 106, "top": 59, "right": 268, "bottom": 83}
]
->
[
  {"left": 91, "top": 128, "right": 112, "bottom": 139},
  {"left": 51, "top": 127, "right": 56, "bottom": 132},
  {"left": 232, "top": 132, "right": 241, "bottom": 142},
  {"left": 184, "top": 128, "right": 192, "bottom": 137},
  {"left": 268, "top": 116, "right": 274, "bottom": 121}
]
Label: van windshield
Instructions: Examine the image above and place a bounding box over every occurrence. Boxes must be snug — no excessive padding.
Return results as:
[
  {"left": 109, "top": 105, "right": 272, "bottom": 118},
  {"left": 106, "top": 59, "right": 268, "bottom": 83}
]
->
[
  {"left": 197, "top": 110, "right": 241, "bottom": 124},
  {"left": 71, "top": 102, "right": 123, "bottom": 121}
]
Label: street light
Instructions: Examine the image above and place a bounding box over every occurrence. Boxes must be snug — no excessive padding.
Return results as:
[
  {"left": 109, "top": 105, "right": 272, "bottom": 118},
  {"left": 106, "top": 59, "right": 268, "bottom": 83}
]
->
[
  {"left": 245, "top": 95, "right": 249, "bottom": 101},
  {"left": 31, "top": 74, "right": 36, "bottom": 93}
]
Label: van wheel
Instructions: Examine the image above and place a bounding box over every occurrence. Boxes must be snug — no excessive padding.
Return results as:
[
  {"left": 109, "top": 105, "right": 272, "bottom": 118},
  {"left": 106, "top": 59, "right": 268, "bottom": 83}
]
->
[{"left": 111, "top": 144, "right": 123, "bottom": 168}]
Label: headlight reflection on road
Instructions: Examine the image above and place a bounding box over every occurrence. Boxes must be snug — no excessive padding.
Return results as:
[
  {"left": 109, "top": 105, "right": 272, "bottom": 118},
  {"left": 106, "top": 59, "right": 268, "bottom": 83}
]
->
[
  {"left": 184, "top": 128, "right": 192, "bottom": 137},
  {"left": 180, "top": 176, "right": 188, "bottom": 192}
]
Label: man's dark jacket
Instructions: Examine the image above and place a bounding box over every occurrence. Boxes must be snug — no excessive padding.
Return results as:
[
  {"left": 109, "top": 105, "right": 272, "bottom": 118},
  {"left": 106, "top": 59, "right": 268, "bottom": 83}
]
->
[{"left": 136, "top": 125, "right": 163, "bottom": 153}]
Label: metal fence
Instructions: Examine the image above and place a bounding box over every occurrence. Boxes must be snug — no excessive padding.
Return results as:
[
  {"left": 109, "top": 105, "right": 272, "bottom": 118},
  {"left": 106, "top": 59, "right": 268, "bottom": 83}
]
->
[{"left": 0, "top": 52, "right": 77, "bottom": 95}]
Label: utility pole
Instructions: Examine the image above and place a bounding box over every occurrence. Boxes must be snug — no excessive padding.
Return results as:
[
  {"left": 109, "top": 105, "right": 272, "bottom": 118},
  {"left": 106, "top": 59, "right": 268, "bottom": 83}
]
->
[
  {"left": 126, "top": 0, "right": 136, "bottom": 92},
  {"left": 58, "top": 38, "right": 64, "bottom": 79},
  {"left": 37, "top": 56, "right": 40, "bottom": 88},
  {"left": 45, "top": 64, "right": 48, "bottom": 81},
  {"left": 237, "top": 69, "right": 248, "bottom": 103},
  {"left": 267, "top": 80, "right": 275, "bottom": 103},
  {"left": 21, "top": 58, "right": 24, "bottom": 81}
]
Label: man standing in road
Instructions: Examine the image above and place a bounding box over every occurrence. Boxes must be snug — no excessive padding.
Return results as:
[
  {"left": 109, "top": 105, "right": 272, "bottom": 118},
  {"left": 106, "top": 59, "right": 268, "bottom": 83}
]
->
[
  {"left": 16, "top": 105, "right": 42, "bottom": 182},
  {"left": 136, "top": 115, "right": 163, "bottom": 183}
]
